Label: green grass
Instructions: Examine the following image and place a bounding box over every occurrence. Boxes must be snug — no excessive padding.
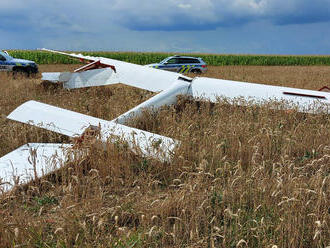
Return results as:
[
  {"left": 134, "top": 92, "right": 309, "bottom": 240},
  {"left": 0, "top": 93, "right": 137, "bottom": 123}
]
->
[{"left": 8, "top": 50, "right": 330, "bottom": 66}]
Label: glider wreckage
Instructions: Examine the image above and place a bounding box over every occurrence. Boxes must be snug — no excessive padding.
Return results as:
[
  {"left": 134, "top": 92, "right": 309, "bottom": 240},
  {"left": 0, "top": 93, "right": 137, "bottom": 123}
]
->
[{"left": 1, "top": 48, "right": 329, "bottom": 192}]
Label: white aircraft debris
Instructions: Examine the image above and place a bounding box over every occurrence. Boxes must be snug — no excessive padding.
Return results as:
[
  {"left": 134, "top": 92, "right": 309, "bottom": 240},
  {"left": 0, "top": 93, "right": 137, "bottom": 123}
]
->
[
  {"left": 1, "top": 48, "right": 329, "bottom": 193},
  {"left": 41, "top": 48, "right": 329, "bottom": 117},
  {"left": 0, "top": 143, "right": 73, "bottom": 193}
]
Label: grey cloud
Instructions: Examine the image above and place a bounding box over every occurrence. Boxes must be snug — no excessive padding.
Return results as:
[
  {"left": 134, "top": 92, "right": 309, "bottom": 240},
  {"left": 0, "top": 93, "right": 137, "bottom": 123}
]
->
[
  {"left": 1, "top": 0, "right": 329, "bottom": 33},
  {"left": 1, "top": 0, "right": 330, "bottom": 54},
  {"left": 108, "top": 0, "right": 330, "bottom": 31},
  {"left": 0, "top": 0, "right": 101, "bottom": 34}
]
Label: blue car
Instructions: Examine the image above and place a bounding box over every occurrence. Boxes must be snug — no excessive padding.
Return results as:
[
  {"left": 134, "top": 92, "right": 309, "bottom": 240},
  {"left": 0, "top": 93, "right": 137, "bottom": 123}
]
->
[
  {"left": 0, "top": 51, "right": 38, "bottom": 75},
  {"left": 148, "top": 55, "right": 207, "bottom": 74}
]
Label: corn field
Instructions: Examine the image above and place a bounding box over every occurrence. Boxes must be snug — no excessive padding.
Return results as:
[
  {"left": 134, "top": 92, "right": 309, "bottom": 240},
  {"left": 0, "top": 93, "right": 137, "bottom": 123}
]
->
[{"left": 8, "top": 50, "right": 330, "bottom": 66}]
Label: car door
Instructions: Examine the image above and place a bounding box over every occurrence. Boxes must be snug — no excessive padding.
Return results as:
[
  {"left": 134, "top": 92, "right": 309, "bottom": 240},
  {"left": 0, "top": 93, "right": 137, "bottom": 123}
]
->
[
  {"left": 162, "top": 58, "right": 179, "bottom": 72},
  {"left": 177, "top": 58, "right": 194, "bottom": 73},
  {"left": 0, "top": 54, "right": 8, "bottom": 71}
]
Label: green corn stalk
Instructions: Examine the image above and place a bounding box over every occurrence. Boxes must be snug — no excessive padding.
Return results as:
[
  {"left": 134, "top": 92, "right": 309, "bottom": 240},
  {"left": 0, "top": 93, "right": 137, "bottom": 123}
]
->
[{"left": 7, "top": 50, "right": 330, "bottom": 66}]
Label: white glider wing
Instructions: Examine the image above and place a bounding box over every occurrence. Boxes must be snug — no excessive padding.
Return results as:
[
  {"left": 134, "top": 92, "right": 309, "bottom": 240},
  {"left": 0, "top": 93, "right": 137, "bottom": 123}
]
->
[
  {"left": 41, "top": 48, "right": 188, "bottom": 92},
  {"left": 0, "top": 143, "right": 72, "bottom": 193},
  {"left": 191, "top": 77, "right": 330, "bottom": 113},
  {"left": 8, "top": 101, "right": 178, "bottom": 160}
]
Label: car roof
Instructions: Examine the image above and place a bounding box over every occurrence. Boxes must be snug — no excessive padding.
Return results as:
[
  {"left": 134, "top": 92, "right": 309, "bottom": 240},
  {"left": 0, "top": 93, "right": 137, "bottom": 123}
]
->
[
  {"left": 0, "top": 51, "right": 12, "bottom": 60},
  {"left": 168, "top": 55, "right": 202, "bottom": 60}
]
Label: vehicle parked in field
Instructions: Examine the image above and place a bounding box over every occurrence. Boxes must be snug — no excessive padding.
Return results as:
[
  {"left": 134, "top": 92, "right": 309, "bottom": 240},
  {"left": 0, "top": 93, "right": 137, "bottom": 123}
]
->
[
  {"left": 147, "top": 55, "right": 207, "bottom": 74},
  {"left": 0, "top": 51, "right": 38, "bottom": 75}
]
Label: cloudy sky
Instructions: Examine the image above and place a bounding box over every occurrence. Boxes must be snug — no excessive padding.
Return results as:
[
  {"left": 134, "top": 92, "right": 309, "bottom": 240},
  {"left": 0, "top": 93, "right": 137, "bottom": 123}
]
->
[{"left": 1, "top": 0, "right": 330, "bottom": 54}]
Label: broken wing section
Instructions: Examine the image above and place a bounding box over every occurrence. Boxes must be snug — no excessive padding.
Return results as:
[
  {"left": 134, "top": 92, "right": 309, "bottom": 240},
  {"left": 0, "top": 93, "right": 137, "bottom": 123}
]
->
[
  {"left": 42, "top": 68, "right": 117, "bottom": 89},
  {"left": 0, "top": 143, "right": 72, "bottom": 193},
  {"left": 7, "top": 101, "right": 96, "bottom": 137},
  {"left": 98, "top": 56, "right": 189, "bottom": 92},
  {"left": 41, "top": 48, "right": 189, "bottom": 92},
  {"left": 7, "top": 101, "right": 179, "bottom": 161},
  {"left": 191, "top": 77, "right": 330, "bottom": 114},
  {"left": 65, "top": 68, "right": 114, "bottom": 89},
  {"left": 115, "top": 79, "right": 191, "bottom": 124},
  {"left": 41, "top": 48, "right": 98, "bottom": 63}
]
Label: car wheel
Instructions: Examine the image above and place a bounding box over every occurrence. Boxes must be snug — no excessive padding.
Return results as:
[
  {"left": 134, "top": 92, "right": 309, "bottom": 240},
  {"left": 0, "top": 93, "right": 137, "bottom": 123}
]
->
[
  {"left": 26, "top": 66, "right": 39, "bottom": 76},
  {"left": 13, "top": 67, "right": 32, "bottom": 77},
  {"left": 191, "top": 68, "right": 202, "bottom": 74},
  {"left": 13, "top": 66, "right": 26, "bottom": 75}
]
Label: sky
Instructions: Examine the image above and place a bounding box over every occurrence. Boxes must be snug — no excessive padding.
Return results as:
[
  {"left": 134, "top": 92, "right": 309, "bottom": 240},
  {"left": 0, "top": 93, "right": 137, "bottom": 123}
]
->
[{"left": 1, "top": 0, "right": 330, "bottom": 54}]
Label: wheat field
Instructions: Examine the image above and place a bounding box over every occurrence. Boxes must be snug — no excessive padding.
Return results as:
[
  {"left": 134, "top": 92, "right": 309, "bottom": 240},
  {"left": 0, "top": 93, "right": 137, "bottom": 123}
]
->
[{"left": 0, "top": 65, "right": 329, "bottom": 247}]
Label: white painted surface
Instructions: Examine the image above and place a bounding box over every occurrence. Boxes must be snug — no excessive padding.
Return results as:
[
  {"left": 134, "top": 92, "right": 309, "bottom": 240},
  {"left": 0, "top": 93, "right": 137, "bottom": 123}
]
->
[
  {"left": 64, "top": 68, "right": 116, "bottom": 89},
  {"left": 41, "top": 48, "right": 189, "bottom": 92},
  {"left": 0, "top": 143, "right": 72, "bottom": 193},
  {"left": 98, "top": 57, "right": 188, "bottom": 92},
  {"left": 115, "top": 79, "right": 191, "bottom": 124},
  {"left": 7, "top": 101, "right": 178, "bottom": 160},
  {"left": 8, "top": 101, "right": 95, "bottom": 137},
  {"left": 41, "top": 49, "right": 330, "bottom": 114},
  {"left": 42, "top": 72, "right": 72, "bottom": 83},
  {"left": 42, "top": 72, "right": 62, "bottom": 82},
  {"left": 191, "top": 77, "right": 330, "bottom": 113}
]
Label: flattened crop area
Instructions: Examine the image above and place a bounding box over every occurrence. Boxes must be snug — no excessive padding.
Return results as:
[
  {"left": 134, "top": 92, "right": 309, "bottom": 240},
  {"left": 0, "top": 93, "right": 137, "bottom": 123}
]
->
[{"left": 0, "top": 65, "right": 329, "bottom": 247}]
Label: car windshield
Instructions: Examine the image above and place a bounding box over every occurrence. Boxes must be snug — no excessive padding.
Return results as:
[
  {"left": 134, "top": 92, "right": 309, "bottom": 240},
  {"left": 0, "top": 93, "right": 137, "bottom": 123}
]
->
[
  {"left": 0, "top": 51, "right": 13, "bottom": 61},
  {"left": 159, "top": 58, "right": 169, "bottom": 64}
]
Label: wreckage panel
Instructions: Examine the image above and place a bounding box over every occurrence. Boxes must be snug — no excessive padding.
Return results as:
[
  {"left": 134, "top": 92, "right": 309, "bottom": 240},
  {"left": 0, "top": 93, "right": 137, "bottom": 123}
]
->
[
  {"left": 7, "top": 100, "right": 107, "bottom": 137},
  {"left": 41, "top": 48, "right": 188, "bottom": 92},
  {"left": 0, "top": 143, "right": 72, "bottom": 193},
  {"left": 8, "top": 101, "right": 179, "bottom": 161},
  {"left": 191, "top": 77, "right": 330, "bottom": 113}
]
